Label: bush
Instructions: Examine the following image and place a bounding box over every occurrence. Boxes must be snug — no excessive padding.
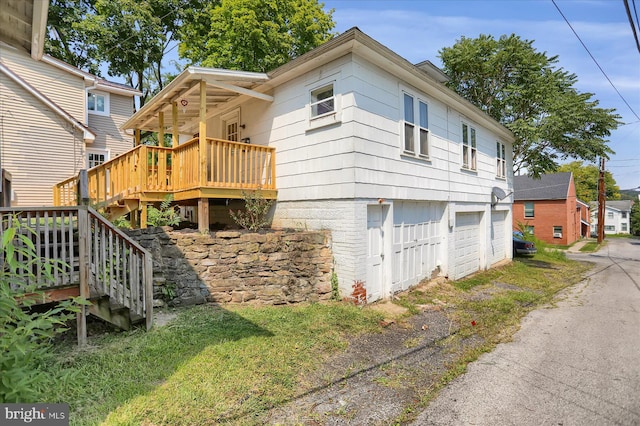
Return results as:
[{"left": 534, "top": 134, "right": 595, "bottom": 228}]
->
[
  {"left": 0, "top": 219, "right": 86, "bottom": 402},
  {"left": 147, "top": 195, "right": 181, "bottom": 227},
  {"left": 229, "top": 187, "right": 274, "bottom": 231}
]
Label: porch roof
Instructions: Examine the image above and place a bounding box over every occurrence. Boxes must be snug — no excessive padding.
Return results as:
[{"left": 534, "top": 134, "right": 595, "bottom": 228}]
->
[{"left": 121, "top": 67, "right": 272, "bottom": 134}]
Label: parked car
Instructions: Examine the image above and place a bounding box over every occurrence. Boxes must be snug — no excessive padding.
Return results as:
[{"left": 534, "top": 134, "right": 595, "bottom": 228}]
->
[{"left": 513, "top": 231, "right": 537, "bottom": 256}]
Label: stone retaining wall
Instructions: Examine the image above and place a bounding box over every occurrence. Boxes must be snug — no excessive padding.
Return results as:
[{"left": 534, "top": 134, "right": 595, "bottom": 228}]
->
[{"left": 126, "top": 227, "right": 334, "bottom": 306}]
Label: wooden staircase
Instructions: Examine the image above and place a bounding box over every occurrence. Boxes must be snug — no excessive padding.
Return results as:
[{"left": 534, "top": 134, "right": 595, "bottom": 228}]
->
[{"left": 0, "top": 206, "right": 153, "bottom": 345}]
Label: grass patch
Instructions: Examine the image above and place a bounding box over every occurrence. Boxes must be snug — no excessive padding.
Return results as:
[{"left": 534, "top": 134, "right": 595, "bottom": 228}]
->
[
  {"left": 579, "top": 242, "right": 600, "bottom": 252},
  {"left": 42, "top": 303, "right": 383, "bottom": 425},
  {"left": 40, "top": 249, "right": 591, "bottom": 425}
]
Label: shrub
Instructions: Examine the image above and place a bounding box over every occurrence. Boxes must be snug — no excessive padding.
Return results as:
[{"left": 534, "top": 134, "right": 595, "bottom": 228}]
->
[
  {"left": 0, "top": 218, "right": 86, "bottom": 402},
  {"left": 229, "top": 187, "right": 274, "bottom": 231},
  {"left": 147, "top": 195, "right": 181, "bottom": 227}
]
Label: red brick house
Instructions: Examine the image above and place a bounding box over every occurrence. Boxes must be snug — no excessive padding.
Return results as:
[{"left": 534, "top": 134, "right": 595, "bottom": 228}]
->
[{"left": 513, "top": 172, "right": 588, "bottom": 245}]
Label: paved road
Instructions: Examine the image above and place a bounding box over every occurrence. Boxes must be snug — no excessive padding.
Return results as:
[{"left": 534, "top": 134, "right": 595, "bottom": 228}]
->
[{"left": 414, "top": 237, "right": 640, "bottom": 426}]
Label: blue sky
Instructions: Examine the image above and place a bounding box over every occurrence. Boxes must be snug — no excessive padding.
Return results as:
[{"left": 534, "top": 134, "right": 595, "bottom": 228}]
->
[{"left": 321, "top": 0, "right": 640, "bottom": 190}]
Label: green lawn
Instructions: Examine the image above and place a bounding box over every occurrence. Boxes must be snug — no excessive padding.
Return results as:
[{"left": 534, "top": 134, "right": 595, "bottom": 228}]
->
[
  {"left": 43, "top": 303, "right": 383, "bottom": 425},
  {"left": 39, "top": 249, "right": 590, "bottom": 425}
]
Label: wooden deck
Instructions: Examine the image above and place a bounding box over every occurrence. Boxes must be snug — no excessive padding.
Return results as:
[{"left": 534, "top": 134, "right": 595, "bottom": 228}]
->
[{"left": 53, "top": 137, "right": 276, "bottom": 229}]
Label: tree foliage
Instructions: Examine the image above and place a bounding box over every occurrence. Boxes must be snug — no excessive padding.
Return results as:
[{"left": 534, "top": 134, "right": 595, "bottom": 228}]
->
[
  {"left": 46, "top": 0, "right": 200, "bottom": 106},
  {"left": 439, "top": 34, "right": 621, "bottom": 177},
  {"left": 558, "top": 161, "right": 620, "bottom": 201},
  {"left": 178, "top": 0, "right": 336, "bottom": 72},
  {"left": 630, "top": 201, "right": 640, "bottom": 236}
]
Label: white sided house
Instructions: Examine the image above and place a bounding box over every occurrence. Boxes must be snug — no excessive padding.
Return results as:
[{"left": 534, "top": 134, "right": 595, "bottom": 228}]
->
[
  {"left": 590, "top": 200, "right": 633, "bottom": 235},
  {"left": 118, "top": 28, "right": 515, "bottom": 302},
  {"left": 0, "top": 42, "right": 139, "bottom": 206}
]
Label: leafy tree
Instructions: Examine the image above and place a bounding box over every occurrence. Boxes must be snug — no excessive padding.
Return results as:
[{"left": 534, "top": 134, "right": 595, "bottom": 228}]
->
[
  {"left": 46, "top": 0, "right": 100, "bottom": 74},
  {"left": 439, "top": 34, "right": 620, "bottom": 177},
  {"left": 178, "top": 0, "right": 336, "bottom": 72},
  {"left": 631, "top": 201, "right": 640, "bottom": 236},
  {"left": 46, "top": 0, "right": 201, "bottom": 107},
  {"left": 558, "top": 161, "right": 620, "bottom": 201}
]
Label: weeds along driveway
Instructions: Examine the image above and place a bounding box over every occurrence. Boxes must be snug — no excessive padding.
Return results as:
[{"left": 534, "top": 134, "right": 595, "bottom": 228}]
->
[
  {"left": 265, "top": 305, "right": 472, "bottom": 425},
  {"left": 261, "top": 253, "right": 590, "bottom": 425}
]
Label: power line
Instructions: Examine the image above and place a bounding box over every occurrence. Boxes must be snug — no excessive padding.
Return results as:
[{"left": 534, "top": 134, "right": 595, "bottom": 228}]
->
[
  {"left": 624, "top": 0, "right": 640, "bottom": 53},
  {"left": 551, "top": 0, "right": 640, "bottom": 121}
]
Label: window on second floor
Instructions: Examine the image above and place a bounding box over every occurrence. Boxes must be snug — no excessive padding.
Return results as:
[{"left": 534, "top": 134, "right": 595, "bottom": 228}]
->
[
  {"left": 622, "top": 211, "right": 627, "bottom": 219},
  {"left": 524, "top": 202, "right": 534, "bottom": 218},
  {"left": 88, "top": 91, "right": 109, "bottom": 116},
  {"left": 462, "top": 122, "right": 477, "bottom": 170},
  {"left": 310, "top": 84, "right": 334, "bottom": 118},
  {"left": 402, "top": 93, "right": 429, "bottom": 158},
  {"left": 607, "top": 212, "right": 614, "bottom": 219},
  {"left": 496, "top": 141, "right": 506, "bottom": 178}
]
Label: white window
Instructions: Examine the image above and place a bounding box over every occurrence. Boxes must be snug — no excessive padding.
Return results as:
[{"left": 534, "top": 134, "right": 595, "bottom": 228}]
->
[
  {"left": 622, "top": 211, "right": 627, "bottom": 219},
  {"left": 524, "top": 202, "right": 534, "bottom": 218},
  {"left": 607, "top": 211, "right": 614, "bottom": 219},
  {"left": 622, "top": 223, "right": 628, "bottom": 232},
  {"left": 88, "top": 91, "right": 109, "bottom": 115},
  {"left": 496, "top": 141, "right": 506, "bottom": 178},
  {"left": 87, "top": 149, "right": 109, "bottom": 169},
  {"left": 310, "top": 84, "right": 334, "bottom": 118},
  {"left": 462, "top": 122, "right": 477, "bottom": 170},
  {"left": 403, "top": 93, "right": 415, "bottom": 153},
  {"left": 402, "top": 92, "right": 430, "bottom": 158},
  {"left": 553, "top": 226, "right": 563, "bottom": 238}
]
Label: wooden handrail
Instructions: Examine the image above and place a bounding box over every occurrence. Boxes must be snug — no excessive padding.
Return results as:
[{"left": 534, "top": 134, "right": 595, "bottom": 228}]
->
[
  {"left": 53, "top": 137, "right": 276, "bottom": 208},
  {"left": 0, "top": 206, "right": 154, "bottom": 342}
]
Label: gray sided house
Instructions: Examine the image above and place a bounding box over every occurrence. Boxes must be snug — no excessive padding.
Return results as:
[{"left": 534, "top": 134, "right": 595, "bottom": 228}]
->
[{"left": 0, "top": 39, "right": 140, "bottom": 206}]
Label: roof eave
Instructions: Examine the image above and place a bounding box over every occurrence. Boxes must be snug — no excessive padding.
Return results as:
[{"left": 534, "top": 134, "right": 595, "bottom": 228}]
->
[
  {"left": 30, "top": 0, "right": 48, "bottom": 60},
  {"left": 121, "top": 67, "right": 270, "bottom": 131}
]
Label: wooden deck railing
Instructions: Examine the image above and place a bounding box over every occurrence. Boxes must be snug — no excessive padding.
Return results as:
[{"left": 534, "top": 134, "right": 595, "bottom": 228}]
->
[
  {"left": 0, "top": 206, "right": 153, "bottom": 343},
  {"left": 54, "top": 138, "right": 276, "bottom": 207}
]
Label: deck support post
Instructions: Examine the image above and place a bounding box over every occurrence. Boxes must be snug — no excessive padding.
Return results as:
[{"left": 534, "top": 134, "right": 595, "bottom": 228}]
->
[
  {"left": 198, "top": 198, "right": 209, "bottom": 233},
  {"left": 135, "top": 129, "right": 141, "bottom": 146},
  {"left": 140, "top": 202, "right": 148, "bottom": 229}
]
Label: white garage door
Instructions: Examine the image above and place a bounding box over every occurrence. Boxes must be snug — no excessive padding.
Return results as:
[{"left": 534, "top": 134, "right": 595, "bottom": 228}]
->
[
  {"left": 392, "top": 202, "right": 443, "bottom": 293},
  {"left": 454, "top": 212, "right": 481, "bottom": 280},
  {"left": 490, "top": 211, "right": 507, "bottom": 265}
]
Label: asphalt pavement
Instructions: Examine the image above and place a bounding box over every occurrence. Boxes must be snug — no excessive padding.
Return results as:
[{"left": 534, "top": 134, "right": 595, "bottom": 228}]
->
[{"left": 414, "top": 237, "right": 640, "bottom": 425}]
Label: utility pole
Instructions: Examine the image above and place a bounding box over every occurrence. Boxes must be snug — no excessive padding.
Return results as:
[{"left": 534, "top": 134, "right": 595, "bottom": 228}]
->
[{"left": 597, "top": 157, "right": 606, "bottom": 244}]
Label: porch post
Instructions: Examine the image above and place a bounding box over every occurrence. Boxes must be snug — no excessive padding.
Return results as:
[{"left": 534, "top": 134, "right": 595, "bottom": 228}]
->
[
  {"left": 198, "top": 198, "right": 209, "bottom": 233},
  {"left": 199, "top": 80, "right": 207, "bottom": 186},
  {"left": 172, "top": 102, "right": 179, "bottom": 148},
  {"left": 158, "top": 112, "right": 165, "bottom": 147},
  {"left": 135, "top": 129, "right": 141, "bottom": 146}
]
